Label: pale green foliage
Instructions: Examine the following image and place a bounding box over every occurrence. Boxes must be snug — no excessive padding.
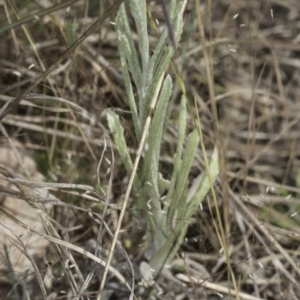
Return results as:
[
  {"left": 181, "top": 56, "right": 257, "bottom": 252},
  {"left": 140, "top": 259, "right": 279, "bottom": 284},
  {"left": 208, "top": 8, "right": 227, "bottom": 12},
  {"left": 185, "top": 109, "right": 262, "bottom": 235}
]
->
[
  {"left": 108, "top": 0, "right": 219, "bottom": 272},
  {"left": 107, "top": 111, "right": 133, "bottom": 173}
]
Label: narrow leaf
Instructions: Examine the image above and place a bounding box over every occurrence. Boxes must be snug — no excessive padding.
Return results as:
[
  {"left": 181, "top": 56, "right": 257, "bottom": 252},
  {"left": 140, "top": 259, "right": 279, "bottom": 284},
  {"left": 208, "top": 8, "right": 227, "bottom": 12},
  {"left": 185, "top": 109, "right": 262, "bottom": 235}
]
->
[
  {"left": 143, "top": 75, "right": 173, "bottom": 194},
  {"left": 187, "top": 147, "right": 219, "bottom": 215},
  {"left": 164, "top": 96, "right": 186, "bottom": 209},
  {"left": 106, "top": 110, "right": 133, "bottom": 173},
  {"left": 168, "top": 129, "right": 199, "bottom": 219}
]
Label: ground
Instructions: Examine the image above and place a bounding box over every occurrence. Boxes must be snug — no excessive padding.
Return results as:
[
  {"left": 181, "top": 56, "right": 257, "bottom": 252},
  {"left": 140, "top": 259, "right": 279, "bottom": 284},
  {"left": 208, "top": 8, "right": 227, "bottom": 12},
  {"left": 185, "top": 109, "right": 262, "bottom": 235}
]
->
[{"left": 1, "top": 0, "right": 300, "bottom": 299}]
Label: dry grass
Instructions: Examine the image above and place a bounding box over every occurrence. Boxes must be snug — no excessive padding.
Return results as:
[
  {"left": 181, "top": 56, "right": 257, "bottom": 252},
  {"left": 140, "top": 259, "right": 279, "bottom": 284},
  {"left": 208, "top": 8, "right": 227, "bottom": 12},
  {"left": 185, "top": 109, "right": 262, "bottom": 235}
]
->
[{"left": 1, "top": 0, "right": 300, "bottom": 299}]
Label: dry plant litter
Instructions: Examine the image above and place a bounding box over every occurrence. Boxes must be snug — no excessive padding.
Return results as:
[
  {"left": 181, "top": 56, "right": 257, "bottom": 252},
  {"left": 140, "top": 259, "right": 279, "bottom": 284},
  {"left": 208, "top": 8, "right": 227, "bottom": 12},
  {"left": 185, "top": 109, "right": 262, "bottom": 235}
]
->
[{"left": 1, "top": 0, "right": 300, "bottom": 299}]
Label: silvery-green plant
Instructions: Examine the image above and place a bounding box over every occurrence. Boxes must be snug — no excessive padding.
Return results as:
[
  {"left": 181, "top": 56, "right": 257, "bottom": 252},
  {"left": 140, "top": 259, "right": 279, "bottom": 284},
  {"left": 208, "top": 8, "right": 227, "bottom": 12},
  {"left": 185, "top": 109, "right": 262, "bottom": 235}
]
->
[{"left": 107, "top": 0, "right": 219, "bottom": 273}]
